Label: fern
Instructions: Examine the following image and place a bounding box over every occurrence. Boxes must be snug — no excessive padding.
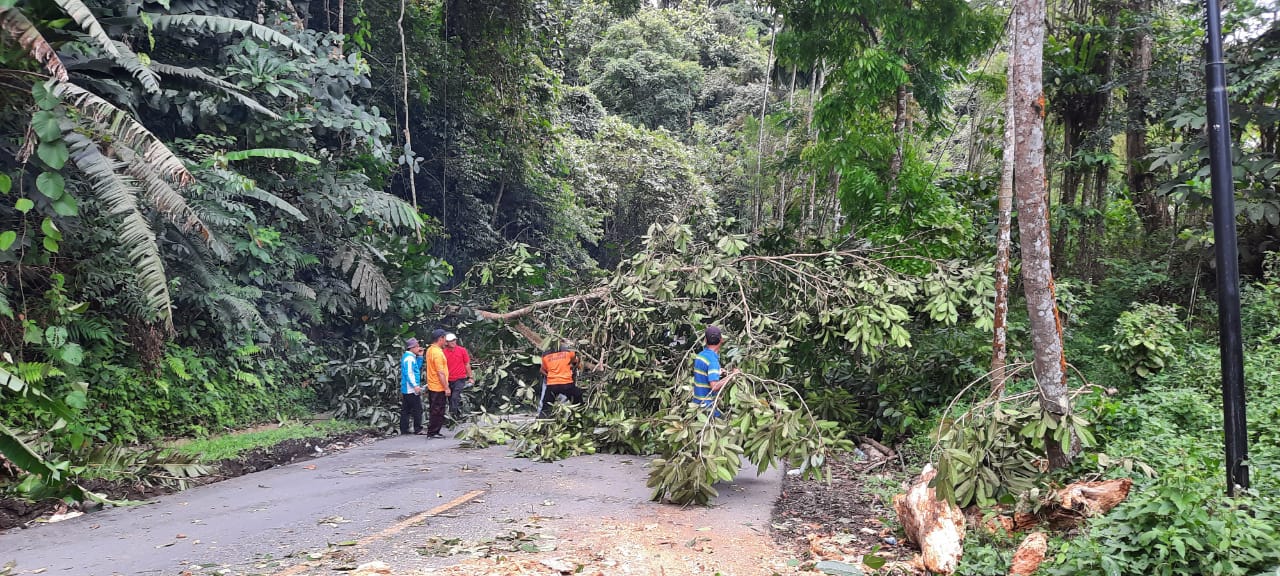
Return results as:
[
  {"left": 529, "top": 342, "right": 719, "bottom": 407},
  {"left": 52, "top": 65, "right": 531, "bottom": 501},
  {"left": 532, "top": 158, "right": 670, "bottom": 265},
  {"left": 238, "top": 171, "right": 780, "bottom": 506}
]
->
[
  {"left": 64, "top": 132, "right": 175, "bottom": 328},
  {"left": 150, "top": 63, "right": 278, "bottom": 119},
  {"left": 51, "top": 0, "right": 120, "bottom": 58},
  {"left": 0, "top": 7, "right": 69, "bottom": 81},
  {"left": 149, "top": 14, "right": 311, "bottom": 55},
  {"left": 67, "top": 316, "right": 117, "bottom": 344},
  {"left": 212, "top": 291, "right": 267, "bottom": 333}
]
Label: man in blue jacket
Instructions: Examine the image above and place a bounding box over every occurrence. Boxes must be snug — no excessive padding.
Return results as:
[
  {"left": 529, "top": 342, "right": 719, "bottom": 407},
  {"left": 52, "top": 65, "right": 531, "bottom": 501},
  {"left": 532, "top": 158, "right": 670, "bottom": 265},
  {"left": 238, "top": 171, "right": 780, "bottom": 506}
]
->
[{"left": 399, "top": 337, "right": 425, "bottom": 435}]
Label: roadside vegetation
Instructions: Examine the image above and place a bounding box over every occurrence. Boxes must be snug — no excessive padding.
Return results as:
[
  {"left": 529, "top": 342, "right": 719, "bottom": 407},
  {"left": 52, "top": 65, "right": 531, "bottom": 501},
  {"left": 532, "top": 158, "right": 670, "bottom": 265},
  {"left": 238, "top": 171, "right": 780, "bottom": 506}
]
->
[{"left": 3, "top": 0, "right": 1280, "bottom": 574}]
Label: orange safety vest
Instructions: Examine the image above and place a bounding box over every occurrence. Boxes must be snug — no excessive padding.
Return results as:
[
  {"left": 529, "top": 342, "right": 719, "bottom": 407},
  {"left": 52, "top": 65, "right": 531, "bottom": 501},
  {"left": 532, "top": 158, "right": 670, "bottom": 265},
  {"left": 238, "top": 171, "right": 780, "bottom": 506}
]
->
[{"left": 541, "top": 350, "right": 578, "bottom": 385}]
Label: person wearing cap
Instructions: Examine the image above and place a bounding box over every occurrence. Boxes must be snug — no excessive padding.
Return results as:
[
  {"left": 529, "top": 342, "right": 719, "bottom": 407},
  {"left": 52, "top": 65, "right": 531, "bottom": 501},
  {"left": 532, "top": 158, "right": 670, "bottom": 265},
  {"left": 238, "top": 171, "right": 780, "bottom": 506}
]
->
[
  {"left": 693, "top": 326, "right": 736, "bottom": 416},
  {"left": 424, "top": 329, "right": 452, "bottom": 438},
  {"left": 443, "top": 332, "right": 473, "bottom": 423},
  {"left": 538, "top": 341, "right": 583, "bottom": 418},
  {"left": 399, "top": 337, "right": 425, "bottom": 435}
]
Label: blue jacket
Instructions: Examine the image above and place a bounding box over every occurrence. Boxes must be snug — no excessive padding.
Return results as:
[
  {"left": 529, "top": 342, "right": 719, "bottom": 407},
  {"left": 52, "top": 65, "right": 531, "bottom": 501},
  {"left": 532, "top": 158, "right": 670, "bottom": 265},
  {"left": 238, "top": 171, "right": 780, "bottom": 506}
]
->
[{"left": 400, "top": 351, "right": 422, "bottom": 394}]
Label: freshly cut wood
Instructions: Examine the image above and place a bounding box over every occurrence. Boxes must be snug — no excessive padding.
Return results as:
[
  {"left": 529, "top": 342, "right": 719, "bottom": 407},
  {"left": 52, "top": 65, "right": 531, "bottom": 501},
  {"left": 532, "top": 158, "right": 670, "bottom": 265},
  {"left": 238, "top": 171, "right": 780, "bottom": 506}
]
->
[
  {"left": 1008, "top": 532, "right": 1048, "bottom": 576},
  {"left": 1057, "top": 477, "right": 1133, "bottom": 518},
  {"left": 974, "top": 477, "right": 1134, "bottom": 534},
  {"left": 892, "top": 464, "right": 966, "bottom": 574}
]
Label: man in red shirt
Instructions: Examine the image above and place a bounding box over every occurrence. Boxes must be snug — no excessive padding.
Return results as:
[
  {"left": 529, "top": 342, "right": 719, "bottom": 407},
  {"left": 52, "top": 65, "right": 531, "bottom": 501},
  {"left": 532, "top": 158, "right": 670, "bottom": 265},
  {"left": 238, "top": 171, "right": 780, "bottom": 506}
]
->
[{"left": 443, "top": 332, "right": 473, "bottom": 423}]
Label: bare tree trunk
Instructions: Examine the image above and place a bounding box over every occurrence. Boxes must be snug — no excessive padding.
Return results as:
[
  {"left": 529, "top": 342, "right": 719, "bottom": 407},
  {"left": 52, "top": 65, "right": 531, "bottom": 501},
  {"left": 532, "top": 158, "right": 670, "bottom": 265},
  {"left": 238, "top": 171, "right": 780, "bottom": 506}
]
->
[
  {"left": 806, "top": 64, "right": 821, "bottom": 233},
  {"left": 754, "top": 21, "right": 778, "bottom": 233},
  {"left": 777, "top": 66, "right": 798, "bottom": 227},
  {"left": 992, "top": 20, "right": 1018, "bottom": 395},
  {"left": 1126, "top": 0, "right": 1166, "bottom": 232},
  {"left": 1012, "top": 0, "right": 1074, "bottom": 468},
  {"left": 397, "top": 0, "right": 422, "bottom": 241}
]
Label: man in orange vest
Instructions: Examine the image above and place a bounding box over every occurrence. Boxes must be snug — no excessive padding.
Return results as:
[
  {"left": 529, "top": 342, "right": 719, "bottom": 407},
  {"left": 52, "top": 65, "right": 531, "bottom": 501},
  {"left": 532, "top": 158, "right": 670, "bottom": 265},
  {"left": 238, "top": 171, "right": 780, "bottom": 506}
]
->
[
  {"left": 538, "top": 342, "right": 582, "bottom": 418},
  {"left": 423, "top": 329, "right": 451, "bottom": 438}
]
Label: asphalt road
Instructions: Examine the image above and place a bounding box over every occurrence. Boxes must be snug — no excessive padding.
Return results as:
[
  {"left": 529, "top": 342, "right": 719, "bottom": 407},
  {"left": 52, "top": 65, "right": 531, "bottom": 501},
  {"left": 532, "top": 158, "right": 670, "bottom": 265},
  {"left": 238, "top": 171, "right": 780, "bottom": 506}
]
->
[{"left": 0, "top": 432, "right": 783, "bottom": 576}]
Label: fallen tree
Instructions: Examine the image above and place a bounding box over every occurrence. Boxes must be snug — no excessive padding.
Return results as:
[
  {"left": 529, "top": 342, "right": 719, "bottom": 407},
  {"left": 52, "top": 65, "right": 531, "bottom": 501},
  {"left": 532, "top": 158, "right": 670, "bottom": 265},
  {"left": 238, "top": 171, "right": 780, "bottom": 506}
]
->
[{"left": 448, "top": 214, "right": 995, "bottom": 504}]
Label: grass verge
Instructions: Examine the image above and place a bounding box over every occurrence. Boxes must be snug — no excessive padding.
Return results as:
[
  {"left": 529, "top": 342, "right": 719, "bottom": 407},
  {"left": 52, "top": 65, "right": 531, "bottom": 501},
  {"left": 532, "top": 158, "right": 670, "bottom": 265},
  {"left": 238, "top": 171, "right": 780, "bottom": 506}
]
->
[{"left": 174, "top": 419, "right": 367, "bottom": 462}]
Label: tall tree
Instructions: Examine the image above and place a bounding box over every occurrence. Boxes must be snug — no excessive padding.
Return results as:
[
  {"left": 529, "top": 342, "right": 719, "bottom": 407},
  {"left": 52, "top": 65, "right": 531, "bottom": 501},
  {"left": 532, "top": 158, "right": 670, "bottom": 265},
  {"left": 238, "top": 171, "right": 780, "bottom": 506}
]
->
[
  {"left": 1011, "top": 0, "right": 1074, "bottom": 467},
  {"left": 1125, "top": 0, "right": 1168, "bottom": 232}
]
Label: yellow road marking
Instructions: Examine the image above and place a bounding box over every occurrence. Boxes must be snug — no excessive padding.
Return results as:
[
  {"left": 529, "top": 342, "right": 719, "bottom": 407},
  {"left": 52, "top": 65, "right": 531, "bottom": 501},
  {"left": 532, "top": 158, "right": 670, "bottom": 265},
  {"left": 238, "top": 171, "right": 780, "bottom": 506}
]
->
[{"left": 270, "top": 489, "right": 487, "bottom": 576}]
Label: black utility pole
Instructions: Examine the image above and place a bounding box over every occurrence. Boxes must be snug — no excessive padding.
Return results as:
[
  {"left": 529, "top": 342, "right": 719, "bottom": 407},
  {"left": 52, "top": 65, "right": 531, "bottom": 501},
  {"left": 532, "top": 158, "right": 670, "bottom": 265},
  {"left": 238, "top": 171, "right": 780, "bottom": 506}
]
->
[{"left": 1203, "top": 0, "right": 1250, "bottom": 494}]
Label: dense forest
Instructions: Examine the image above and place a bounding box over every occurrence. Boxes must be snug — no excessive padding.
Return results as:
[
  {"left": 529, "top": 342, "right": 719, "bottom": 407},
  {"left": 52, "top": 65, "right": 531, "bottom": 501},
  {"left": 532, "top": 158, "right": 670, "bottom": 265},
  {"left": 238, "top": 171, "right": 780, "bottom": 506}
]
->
[{"left": 3, "top": 0, "right": 1280, "bottom": 572}]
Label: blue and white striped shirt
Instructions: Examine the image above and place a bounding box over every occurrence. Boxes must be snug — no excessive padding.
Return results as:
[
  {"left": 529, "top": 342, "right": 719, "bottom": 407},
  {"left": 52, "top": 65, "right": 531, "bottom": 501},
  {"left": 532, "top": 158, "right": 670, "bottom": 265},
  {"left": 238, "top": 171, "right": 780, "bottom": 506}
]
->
[{"left": 692, "top": 348, "right": 722, "bottom": 407}]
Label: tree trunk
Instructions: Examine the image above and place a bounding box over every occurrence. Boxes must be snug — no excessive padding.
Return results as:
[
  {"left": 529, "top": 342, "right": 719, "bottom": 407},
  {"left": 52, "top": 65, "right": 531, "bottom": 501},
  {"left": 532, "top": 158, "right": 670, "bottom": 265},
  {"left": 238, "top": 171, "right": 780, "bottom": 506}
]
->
[
  {"left": 754, "top": 21, "right": 777, "bottom": 233},
  {"left": 1126, "top": 0, "right": 1166, "bottom": 232},
  {"left": 992, "top": 23, "right": 1017, "bottom": 395},
  {"left": 397, "top": 0, "right": 422, "bottom": 241},
  {"left": 1012, "top": 0, "right": 1073, "bottom": 467},
  {"left": 887, "top": 83, "right": 910, "bottom": 200}
]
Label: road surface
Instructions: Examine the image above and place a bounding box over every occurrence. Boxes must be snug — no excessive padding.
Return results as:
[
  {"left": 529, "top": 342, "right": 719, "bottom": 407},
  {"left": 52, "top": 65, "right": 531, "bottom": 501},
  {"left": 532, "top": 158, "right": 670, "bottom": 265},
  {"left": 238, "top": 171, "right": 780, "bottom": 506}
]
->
[{"left": 0, "top": 433, "right": 785, "bottom": 575}]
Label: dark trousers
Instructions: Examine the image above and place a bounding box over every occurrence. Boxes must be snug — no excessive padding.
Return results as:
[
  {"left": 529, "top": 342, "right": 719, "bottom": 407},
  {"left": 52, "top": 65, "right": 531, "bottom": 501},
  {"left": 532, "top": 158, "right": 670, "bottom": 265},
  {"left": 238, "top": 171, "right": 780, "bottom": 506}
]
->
[
  {"left": 539, "top": 383, "right": 583, "bottom": 416},
  {"left": 447, "top": 379, "right": 467, "bottom": 421},
  {"left": 426, "top": 390, "right": 447, "bottom": 435},
  {"left": 400, "top": 393, "right": 423, "bottom": 434}
]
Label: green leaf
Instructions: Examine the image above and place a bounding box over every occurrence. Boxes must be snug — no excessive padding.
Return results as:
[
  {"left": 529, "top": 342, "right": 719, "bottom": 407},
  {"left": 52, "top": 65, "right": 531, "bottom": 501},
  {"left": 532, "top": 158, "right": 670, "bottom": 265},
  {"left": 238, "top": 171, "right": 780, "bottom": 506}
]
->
[
  {"left": 32, "top": 81, "right": 59, "bottom": 110},
  {"left": 38, "top": 141, "right": 68, "bottom": 169},
  {"left": 0, "top": 231, "right": 16, "bottom": 251},
  {"left": 31, "top": 110, "right": 62, "bottom": 141},
  {"left": 59, "top": 343, "right": 84, "bottom": 367},
  {"left": 862, "top": 555, "right": 887, "bottom": 569},
  {"left": 64, "top": 389, "right": 87, "bottom": 409},
  {"left": 0, "top": 173, "right": 10, "bottom": 194},
  {"left": 15, "top": 198, "right": 34, "bottom": 213},
  {"left": 40, "top": 217, "right": 61, "bottom": 240},
  {"left": 45, "top": 326, "right": 68, "bottom": 348},
  {"left": 42, "top": 236, "right": 59, "bottom": 253},
  {"left": 52, "top": 194, "right": 78, "bottom": 217},
  {"left": 222, "top": 148, "right": 320, "bottom": 165},
  {"left": 36, "top": 172, "right": 64, "bottom": 200}
]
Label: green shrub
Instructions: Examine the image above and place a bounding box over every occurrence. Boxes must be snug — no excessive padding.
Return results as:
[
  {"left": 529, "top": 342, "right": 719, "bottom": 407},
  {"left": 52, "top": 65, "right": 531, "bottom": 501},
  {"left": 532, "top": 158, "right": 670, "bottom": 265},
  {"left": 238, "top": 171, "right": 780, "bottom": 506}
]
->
[
  {"left": 1100, "top": 302, "right": 1185, "bottom": 379},
  {"left": 1048, "top": 469, "right": 1280, "bottom": 576}
]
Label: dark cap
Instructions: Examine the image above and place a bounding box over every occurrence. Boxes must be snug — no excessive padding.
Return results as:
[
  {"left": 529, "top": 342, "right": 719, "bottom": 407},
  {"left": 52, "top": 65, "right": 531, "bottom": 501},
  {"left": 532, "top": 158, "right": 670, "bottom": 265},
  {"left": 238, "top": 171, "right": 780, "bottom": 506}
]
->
[
  {"left": 405, "top": 337, "right": 420, "bottom": 349},
  {"left": 705, "top": 326, "right": 722, "bottom": 345},
  {"left": 430, "top": 328, "right": 448, "bottom": 341}
]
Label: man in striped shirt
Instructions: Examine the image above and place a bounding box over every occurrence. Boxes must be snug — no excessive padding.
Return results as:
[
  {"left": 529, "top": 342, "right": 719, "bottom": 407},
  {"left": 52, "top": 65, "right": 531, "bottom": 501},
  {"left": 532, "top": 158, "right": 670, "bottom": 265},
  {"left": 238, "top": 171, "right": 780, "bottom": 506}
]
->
[{"left": 693, "top": 326, "right": 736, "bottom": 416}]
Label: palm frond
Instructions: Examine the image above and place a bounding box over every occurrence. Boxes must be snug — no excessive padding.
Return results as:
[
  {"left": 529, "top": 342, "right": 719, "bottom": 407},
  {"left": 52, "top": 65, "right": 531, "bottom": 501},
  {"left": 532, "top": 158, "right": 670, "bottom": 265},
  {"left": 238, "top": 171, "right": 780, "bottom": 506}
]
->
[
  {"left": 111, "top": 40, "right": 160, "bottom": 94},
  {"left": 0, "top": 8, "right": 69, "bottom": 81},
  {"left": 222, "top": 148, "right": 318, "bottom": 164},
  {"left": 51, "top": 82, "right": 192, "bottom": 185},
  {"left": 361, "top": 189, "right": 423, "bottom": 231},
  {"left": 115, "top": 146, "right": 231, "bottom": 261},
  {"left": 64, "top": 132, "right": 174, "bottom": 328},
  {"left": 150, "top": 63, "right": 278, "bottom": 119},
  {"left": 149, "top": 14, "right": 310, "bottom": 55},
  {"left": 51, "top": 0, "right": 120, "bottom": 58},
  {"left": 233, "top": 186, "right": 308, "bottom": 221},
  {"left": 333, "top": 246, "right": 391, "bottom": 312}
]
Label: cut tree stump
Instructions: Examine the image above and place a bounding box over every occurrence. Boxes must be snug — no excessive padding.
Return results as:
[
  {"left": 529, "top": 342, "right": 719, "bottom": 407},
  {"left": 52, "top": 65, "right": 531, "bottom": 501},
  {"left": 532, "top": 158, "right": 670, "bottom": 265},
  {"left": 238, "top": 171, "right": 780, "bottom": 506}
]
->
[
  {"left": 892, "top": 464, "right": 966, "bottom": 574},
  {"left": 1008, "top": 532, "right": 1048, "bottom": 576}
]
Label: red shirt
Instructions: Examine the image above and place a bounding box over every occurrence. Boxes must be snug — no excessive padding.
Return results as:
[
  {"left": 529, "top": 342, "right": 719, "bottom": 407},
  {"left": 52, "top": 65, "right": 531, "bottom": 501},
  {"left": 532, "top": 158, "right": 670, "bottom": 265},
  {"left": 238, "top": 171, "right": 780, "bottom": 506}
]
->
[{"left": 443, "top": 345, "right": 471, "bottom": 381}]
